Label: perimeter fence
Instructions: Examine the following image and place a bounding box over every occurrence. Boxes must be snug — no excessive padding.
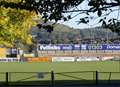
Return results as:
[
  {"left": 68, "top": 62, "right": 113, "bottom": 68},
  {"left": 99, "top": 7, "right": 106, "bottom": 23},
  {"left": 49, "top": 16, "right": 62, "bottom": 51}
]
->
[{"left": 0, "top": 71, "right": 120, "bottom": 86}]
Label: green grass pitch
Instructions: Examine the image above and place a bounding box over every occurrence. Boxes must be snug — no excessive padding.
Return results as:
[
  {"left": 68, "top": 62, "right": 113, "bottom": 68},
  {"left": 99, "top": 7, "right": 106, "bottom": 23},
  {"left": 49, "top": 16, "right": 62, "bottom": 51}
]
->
[
  {"left": 0, "top": 61, "right": 120, "bottom": 84},
  {"left": 0, "top": 61, "right": 119, "bottom": 72}
]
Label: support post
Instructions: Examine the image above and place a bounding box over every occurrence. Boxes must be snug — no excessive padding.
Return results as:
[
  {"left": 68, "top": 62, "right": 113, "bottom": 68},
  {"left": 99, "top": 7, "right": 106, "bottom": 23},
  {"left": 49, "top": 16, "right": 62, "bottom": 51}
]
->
[
  {"left": 6, "top": 72, "right": 9, "bottom": 86},
  {"left": 51, "top": 71, "right": 54, "bottom": 86},
  {"left": 96, "top": 71, "right": 98, "bottom": 85}
]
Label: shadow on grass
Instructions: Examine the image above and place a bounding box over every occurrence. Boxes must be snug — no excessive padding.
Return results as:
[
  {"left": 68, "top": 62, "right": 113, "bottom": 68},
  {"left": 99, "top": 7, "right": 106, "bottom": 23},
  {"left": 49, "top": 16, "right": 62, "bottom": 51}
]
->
[{"left": 0, "top": 80, "right": 120, "bottom": 86}]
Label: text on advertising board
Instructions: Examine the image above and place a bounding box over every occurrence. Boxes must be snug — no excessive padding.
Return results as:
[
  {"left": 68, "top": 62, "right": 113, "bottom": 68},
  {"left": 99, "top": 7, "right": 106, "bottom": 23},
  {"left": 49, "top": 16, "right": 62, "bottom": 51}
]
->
[{"left": 38, "top": 45, "right": 60, "bottom": 50}]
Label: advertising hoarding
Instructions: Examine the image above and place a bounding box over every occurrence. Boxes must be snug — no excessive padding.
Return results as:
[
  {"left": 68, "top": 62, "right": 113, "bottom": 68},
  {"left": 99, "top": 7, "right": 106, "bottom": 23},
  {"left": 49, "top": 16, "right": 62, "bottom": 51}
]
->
[
  {"left": 106, "top": 44, "right": 120, "bottom": 50},
  {"left": 38, "top": 45, "right": 61, "bottom": 50},
  {"left": 60, "top": 45, "right": 73, "bottom": 50},
  {"left": 38, "top": 44, "right": 120, "bottom": 50},
  {"left": 52, "top": 57, "right": 75, "bottom": 62}
]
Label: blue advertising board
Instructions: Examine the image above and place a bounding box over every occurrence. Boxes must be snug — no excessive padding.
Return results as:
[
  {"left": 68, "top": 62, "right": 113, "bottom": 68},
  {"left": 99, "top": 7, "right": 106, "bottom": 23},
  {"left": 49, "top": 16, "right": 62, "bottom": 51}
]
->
[
  {"left": 38, "top": 44, "right": 120, "bottom": 50},
  {"left": 38, "top": 45, "right": 61, "bottom": 50},
  {"left": 38, "top": 44, "right": 81, "bottom": 50},
  {"left": 86, "top": 44, "right": 103, "bottom": 50},
  {"left": 60, "top": 44, "right": 73, "bottom": 50},
  {"left": 11, "top": 49, "right": 17, "bottom": 54},
  {"left": 84, "top": 44, "right": 120, "bottom": 50},
  {"left": 81, "top": 44, "right": 87, "bottom": 50},
  {"left": 106, "top": 44, "right": 120, "bottom": 50},
  {"left": 73, "top": 45, "right": 81, "bottom": 50}
]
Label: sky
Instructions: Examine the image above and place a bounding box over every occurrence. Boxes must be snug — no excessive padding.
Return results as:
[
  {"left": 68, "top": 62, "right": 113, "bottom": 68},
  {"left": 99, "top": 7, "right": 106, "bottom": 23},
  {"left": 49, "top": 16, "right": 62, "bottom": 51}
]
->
[{"left": 59, "top": 0, "right": 120, "bottom": 29}]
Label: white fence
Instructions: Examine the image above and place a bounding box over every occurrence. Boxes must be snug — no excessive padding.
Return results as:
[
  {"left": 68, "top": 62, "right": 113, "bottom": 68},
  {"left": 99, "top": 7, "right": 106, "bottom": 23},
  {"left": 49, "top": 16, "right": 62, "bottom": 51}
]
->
[
  {"left": 52, "top": 57, "right": 75, "bottom": 62},
  {"left": 0, "top": 58, "right": 20, "bottom": 62},
  {"left": 52, "top": 56, "right": 115, "bottom": 62},
  {"left": 76, "top": 57, "right": 99, "bottom": 61}
]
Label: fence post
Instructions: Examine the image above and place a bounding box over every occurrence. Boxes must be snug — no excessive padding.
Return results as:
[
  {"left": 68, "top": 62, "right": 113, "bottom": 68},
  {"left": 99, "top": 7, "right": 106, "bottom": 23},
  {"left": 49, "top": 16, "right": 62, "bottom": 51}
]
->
[
  {"left": 51, "top": 71, "right": 54, "bottom": 86},
  {"left": 6, "top": 72, "right": 9, "bottom": 86},
  {"left": 96, "top": 71, "right": 98, "bottom": 85}
]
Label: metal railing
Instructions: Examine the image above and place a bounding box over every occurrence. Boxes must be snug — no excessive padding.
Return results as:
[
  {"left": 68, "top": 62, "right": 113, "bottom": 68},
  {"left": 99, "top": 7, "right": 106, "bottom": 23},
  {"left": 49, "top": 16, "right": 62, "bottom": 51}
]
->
[{"left": 0, "top": 71, "right": 120, "bottom": 86}]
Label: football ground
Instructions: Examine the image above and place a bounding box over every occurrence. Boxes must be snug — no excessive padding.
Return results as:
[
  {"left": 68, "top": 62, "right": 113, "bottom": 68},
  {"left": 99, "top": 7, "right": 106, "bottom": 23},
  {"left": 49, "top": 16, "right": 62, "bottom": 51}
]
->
[
  {"left": 0, "top": 61, "right": 120, "bottom": 85},
  {"left": 0, "top": 61, "right": 119, "bottom": 72}
]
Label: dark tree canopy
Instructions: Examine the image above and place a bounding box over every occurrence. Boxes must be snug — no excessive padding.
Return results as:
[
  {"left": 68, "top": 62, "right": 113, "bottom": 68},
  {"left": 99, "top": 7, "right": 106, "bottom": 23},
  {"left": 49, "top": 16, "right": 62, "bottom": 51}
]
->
[{"left": 1, "top": 0, "right": 120, "bottom": 33}]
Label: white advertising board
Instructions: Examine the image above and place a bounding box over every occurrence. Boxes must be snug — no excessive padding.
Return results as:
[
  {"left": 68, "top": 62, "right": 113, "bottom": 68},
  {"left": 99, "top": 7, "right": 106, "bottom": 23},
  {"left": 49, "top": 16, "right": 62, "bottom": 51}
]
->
[
  {"left": 52, "top": 57, "right": 75, "bottom": 62},
  {"left": 0, "top": 58, "right": 20, "bottom": 62},
  {"left": 76, "top": 57, "right": 99, "bottom": 61},
  {"left": 102, "top": 56, "right": 114, "bottom": 61}
]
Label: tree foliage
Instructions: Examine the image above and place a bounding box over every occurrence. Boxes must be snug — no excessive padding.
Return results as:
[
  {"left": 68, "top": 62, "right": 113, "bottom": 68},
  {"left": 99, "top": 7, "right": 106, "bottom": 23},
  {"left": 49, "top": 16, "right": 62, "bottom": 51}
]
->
[
  {"left": 0, "top": 4, "right": 38, "bottom": 47},
  {"left": 1, "top": 0, "right": 120, "bottom": 34},
  {"left": 32, "top": 24, "right": 118, "bottom": 44}
]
